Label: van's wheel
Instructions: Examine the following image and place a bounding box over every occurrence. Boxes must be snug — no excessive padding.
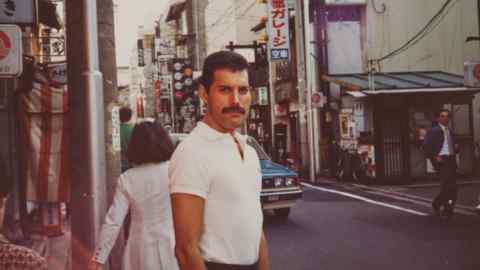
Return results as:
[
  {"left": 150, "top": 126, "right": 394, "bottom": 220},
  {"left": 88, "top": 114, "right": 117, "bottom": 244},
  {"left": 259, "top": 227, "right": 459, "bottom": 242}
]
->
[{"left": 273, "top": 208, "right": 290, "bottom": 219}]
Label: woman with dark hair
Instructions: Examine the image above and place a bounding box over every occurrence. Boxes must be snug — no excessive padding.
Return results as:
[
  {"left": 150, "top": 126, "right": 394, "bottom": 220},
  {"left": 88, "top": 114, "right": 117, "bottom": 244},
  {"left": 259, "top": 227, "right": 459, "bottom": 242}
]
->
[{"left": 89, "top": 122, "right": 179, "bottom": 270}]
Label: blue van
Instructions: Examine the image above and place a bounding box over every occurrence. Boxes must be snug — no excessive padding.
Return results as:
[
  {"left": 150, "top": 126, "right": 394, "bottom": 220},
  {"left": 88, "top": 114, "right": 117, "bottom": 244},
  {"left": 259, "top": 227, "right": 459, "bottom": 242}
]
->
[{"left": 246, "top": 137, "right": 302, "bottom": 219}]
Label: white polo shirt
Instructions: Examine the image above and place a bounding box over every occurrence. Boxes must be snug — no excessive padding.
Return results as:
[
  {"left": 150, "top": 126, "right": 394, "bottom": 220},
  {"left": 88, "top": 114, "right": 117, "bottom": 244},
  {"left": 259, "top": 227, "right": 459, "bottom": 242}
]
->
[{"left": 169, "top": 122, "right": 263, "bottom": 265}]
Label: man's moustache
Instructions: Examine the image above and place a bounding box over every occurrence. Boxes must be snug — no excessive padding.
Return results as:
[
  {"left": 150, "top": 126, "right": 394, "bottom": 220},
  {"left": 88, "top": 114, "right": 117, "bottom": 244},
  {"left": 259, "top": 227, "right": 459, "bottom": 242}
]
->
[{"left": 222, "top": 106, "right": 246, "bottom": 114}]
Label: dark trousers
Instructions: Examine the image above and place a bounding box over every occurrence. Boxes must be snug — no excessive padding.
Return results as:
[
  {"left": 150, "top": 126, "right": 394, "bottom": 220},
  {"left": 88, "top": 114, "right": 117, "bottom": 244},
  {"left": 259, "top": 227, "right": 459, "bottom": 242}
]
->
[
  {"left": 432, "top": 155, "right": 457, "bottom": 212},
  {"left": 205, "top": 261, "right": 258, "bottom": 270}
]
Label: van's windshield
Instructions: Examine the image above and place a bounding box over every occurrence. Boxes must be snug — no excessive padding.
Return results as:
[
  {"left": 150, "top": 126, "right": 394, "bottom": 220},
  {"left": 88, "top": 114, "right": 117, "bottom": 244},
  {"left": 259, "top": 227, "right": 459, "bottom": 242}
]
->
[{"left": 246, "top": 137, "right": 270, "bottom": 160}]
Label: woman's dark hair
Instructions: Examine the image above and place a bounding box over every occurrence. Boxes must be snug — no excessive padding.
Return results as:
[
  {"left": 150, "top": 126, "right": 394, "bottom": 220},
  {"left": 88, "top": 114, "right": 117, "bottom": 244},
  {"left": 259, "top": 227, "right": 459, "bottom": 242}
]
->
[
  {"left": 199, "top": 50, "right": 249, "bottom": 92},
  {"left": 126, "top": 122, "right": 174, "bottom": 165},
  {"left": 119, "top": 107, "right": 132, "bottom": 123}
]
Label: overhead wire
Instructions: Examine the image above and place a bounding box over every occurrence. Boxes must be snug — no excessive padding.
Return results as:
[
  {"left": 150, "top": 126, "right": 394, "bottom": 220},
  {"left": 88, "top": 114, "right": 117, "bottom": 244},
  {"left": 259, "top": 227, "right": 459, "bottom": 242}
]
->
[{"left": 373, "top": 0, "right": 458, "bottom": 63}]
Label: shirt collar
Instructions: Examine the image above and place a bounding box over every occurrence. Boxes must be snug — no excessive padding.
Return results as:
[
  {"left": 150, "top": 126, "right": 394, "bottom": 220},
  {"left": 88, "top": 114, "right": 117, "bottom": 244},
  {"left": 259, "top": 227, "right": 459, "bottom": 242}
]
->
[
  {"left": 194, "top": 121, "right": 247, "bottom": 144},
  {"left": 439, "top": 123, "right": 448, "bottom": 131}
]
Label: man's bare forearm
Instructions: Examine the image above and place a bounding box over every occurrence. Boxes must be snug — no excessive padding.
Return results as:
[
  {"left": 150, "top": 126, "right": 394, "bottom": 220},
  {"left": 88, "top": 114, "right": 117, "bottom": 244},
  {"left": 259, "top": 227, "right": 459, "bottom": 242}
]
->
[
  {"left": 175, "top": 244, "right": 207, "bottom": 270},
  {"left": 257, "top": 232, "right": 270, "bottom": 270}
]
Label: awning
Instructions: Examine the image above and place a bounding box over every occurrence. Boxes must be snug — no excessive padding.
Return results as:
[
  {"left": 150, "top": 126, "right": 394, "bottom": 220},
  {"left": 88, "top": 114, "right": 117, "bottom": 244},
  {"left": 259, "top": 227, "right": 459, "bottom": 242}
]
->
[
  {"left": 165, "top": 0, "right": 186, "bottom": 22},
  {"left": 39, "top": 0, "right": 62, "bottom": 29},
  {"left": 322, "top": 71, "right": 480, "bottom": 96}
]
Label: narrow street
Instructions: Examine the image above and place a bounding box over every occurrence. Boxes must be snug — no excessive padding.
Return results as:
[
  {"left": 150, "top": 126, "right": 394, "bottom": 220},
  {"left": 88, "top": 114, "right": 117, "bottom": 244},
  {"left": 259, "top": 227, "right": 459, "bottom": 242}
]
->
[{"left": 264, "top": 182, "right": 480, "bottom": 270}]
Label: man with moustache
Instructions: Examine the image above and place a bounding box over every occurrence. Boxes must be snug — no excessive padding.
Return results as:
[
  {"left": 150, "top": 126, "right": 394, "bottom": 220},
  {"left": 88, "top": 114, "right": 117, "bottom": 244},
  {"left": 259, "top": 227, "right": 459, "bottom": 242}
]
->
[{"left": 169, "top": 51, "right": 270, "bottom": 270}]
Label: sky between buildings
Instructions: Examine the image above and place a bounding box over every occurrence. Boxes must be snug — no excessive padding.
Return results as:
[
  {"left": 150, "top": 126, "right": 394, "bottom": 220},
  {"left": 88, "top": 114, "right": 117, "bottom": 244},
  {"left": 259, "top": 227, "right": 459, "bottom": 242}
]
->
[{"left": 114, "top": 0, "right": 168, "bottom": 67}]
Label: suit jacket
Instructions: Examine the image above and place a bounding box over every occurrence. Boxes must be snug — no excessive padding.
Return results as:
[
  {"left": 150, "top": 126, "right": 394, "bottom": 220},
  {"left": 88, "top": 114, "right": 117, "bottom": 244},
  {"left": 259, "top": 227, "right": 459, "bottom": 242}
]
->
[
  {"left": 93, "top": 162, "right": 179, "bottom": 270},
  {"left": 422, "top": 124, "right": 456, "bottom": 160}
]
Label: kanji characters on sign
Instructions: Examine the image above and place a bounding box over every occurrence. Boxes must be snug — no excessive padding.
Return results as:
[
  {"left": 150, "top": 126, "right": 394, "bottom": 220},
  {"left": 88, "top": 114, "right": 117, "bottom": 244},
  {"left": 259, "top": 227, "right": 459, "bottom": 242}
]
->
[{"left": 267, "top": 0, "right": 290, "bottom": 61}]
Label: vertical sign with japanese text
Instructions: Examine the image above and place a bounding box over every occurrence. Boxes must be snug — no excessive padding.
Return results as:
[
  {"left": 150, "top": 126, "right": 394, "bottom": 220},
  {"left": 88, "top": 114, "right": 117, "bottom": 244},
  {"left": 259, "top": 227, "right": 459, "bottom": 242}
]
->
[
  {"left": 137, "top": 39, "right": 145, "bottom": 66},
  {"left": 111, "top": 106, "right": 121, "bottom": 152},
  {"left": 267, "top": 0, "right": 290, "bottom": 61}
]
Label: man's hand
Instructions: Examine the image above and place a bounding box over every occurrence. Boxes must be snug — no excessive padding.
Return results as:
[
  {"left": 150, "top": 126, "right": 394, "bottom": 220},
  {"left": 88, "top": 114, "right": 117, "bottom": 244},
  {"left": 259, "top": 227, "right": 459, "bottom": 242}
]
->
[
  {"left": 435, "top": 156, "right": 443, "bottom": 162},
  {"left": 171, "top": 193, "right": 207, "bottom": 270},
  {"left": 87, "top": 259, "right": 103, "bottom": 270},
  {"left": 258, "top": 232, "right": 270, "bottom": 270}
]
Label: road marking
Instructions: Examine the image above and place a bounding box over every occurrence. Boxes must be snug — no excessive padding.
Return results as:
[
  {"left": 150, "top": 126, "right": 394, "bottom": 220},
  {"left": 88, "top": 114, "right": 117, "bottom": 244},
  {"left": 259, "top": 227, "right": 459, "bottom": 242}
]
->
[
  {"left": 301, "top": 183, "right": 429, "bottom": 216},
  {"left": 397, "top": 181, "right": 480, "bottom": 189},
  {"left": 361, "top": 189, "right": 478, "bottom": 216},
  {"left": 349, "top": 183, "right": 478, "bottom": 214}
]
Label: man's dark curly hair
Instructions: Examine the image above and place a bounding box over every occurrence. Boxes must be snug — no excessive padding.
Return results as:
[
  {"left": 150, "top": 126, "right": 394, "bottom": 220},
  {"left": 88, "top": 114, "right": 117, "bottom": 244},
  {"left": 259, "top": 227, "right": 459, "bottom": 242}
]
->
[{"left": 199, "top": 51, "right": 249, "bottom": 92}]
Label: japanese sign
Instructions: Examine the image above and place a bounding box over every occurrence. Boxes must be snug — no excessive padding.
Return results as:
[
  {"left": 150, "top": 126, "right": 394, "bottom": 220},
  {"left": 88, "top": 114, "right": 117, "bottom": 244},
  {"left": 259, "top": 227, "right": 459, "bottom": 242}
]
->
[
  {"left": 111, "top": 106, "right": 121, "bottom": 152},
  {"left": 267, "top": 0, "right": 290, "bottom": 61},
  {"left": 0, "top": 24, "right": 22, "bottom": 77},
  {"left": 258, "top": 87, "right": 269, "bottom": 105},
  {"left": 311, "top": 92, "right": 325, "bottom": 108},
  {"left": 137, "top": 39, "right": 145, "bottom": 66},
  {"left": 45, "top": 61, "right": 67, "bottom": 85},
  {"left": 0, "top": 0, "right": 35, "bottom": 24}
]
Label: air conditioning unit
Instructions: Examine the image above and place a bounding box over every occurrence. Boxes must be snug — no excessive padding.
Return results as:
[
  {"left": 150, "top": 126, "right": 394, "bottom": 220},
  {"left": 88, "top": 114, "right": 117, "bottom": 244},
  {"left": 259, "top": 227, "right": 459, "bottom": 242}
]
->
[
  {"left": 325, "top": 0, "right": 367, "bottom": 5},
  {"left": 464, "top": 60, "right": 480, "bottom": 87}
]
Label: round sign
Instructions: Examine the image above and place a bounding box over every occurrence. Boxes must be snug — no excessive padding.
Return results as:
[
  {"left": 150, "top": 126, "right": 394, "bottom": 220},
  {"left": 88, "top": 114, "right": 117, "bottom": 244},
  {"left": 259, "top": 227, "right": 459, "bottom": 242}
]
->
[
  {"left": 0, "top": 31, "right": 12, "bottom": 60},
  {"left": 184, "top": 67, "right": 193, "bottom": 77},
  {"left": 174, "top": 72, "right": 183, "bottom": 80},
  {"left": 175, "top": 91, "right": 184, "bottom": 100},
  {"left": 184, "top": 78, "right": 193, "bottom": 86},
  {"left": 474, "top": 64, "right": 480, "bottom": 81},
  {"left": 174, "top": 81, "right": 183, "bottom": 90},
  {"left": 173, "top": 62, "right": 183, "bottom": 71}
]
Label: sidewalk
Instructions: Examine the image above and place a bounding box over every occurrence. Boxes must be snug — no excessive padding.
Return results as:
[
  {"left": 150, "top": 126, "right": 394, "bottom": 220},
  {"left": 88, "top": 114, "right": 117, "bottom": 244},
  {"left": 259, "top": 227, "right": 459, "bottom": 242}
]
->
[{"left": 311, "top": 176, "right": 480, "bottom": 210}]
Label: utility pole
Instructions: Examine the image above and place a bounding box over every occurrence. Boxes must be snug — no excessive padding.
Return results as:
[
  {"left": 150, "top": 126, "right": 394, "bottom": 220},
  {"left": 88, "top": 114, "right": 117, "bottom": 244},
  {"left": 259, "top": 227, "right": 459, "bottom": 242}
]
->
[
  {"left": 295, "top": 0, "right": 315, "bottom": 182},
  {"left": 97, "top": 0, "right": 123, "bottom": 269},
  {"left": 66, "top": 0, "right": 107, "bottom": 269}
]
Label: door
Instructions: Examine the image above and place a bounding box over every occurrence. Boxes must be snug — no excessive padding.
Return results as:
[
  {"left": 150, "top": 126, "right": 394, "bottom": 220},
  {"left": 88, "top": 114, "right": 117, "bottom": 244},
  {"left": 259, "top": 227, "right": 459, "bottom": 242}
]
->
[{"left": 380, "top": 110, "right": 409, "bottom": 178}]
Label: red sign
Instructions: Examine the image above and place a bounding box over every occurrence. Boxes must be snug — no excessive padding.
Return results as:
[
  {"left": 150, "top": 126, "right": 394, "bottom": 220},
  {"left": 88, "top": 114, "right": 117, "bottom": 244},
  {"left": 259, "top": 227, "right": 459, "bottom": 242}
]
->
[
  {"left": 474, "top": 64, "right": 480, "bottom": 81},
  {"left": 0, "top": 31, "right": 12, "bottom": 60},
  {"left": 154, "top": 80, "right": 161, "bottom": 90},
  {"left": 175, "top": 91, "right": 184, "bottom": 101}
]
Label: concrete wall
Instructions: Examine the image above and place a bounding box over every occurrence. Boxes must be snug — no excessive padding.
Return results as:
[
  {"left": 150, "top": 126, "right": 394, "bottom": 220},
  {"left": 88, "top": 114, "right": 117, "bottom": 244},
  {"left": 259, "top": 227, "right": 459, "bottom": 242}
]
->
[
  {"left": 365, "top": 0, "right": 480, "bottom": 143},
  {"left": 204, "top": 0, "right": 265, "bottom": 54}
]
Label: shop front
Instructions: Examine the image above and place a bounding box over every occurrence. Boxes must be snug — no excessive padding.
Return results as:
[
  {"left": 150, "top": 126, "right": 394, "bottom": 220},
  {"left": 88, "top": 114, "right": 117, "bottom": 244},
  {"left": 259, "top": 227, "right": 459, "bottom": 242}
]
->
[{"left": 322, "top": 71, "right": 479, "bottom": 183}]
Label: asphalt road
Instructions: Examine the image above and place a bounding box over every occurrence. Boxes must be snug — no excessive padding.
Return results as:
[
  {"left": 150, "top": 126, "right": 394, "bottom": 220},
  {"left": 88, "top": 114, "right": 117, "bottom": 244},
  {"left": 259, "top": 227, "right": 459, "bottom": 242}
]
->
[{"left": 263, "top": 185, "right": 480, "bottom": 270}]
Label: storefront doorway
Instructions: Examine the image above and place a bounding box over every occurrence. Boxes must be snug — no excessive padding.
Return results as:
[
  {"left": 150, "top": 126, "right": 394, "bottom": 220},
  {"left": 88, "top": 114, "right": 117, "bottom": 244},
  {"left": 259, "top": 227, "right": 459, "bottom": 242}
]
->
[{"left": 379, "top": 109, "right": 409, "bottom": 178}]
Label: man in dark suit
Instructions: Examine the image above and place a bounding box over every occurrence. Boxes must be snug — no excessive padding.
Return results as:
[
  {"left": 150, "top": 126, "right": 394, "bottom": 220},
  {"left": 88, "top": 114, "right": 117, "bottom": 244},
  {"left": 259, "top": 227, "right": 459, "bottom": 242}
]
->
[{"left": 422, "top": 109, "right": 457, "bottom": 219}]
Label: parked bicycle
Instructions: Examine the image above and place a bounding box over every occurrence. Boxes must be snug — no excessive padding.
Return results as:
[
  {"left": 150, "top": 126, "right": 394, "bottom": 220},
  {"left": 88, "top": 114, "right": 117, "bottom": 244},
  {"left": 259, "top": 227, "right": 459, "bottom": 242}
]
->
[{"left": 334, "top": 142, "right": 372, "bottom": 184}]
